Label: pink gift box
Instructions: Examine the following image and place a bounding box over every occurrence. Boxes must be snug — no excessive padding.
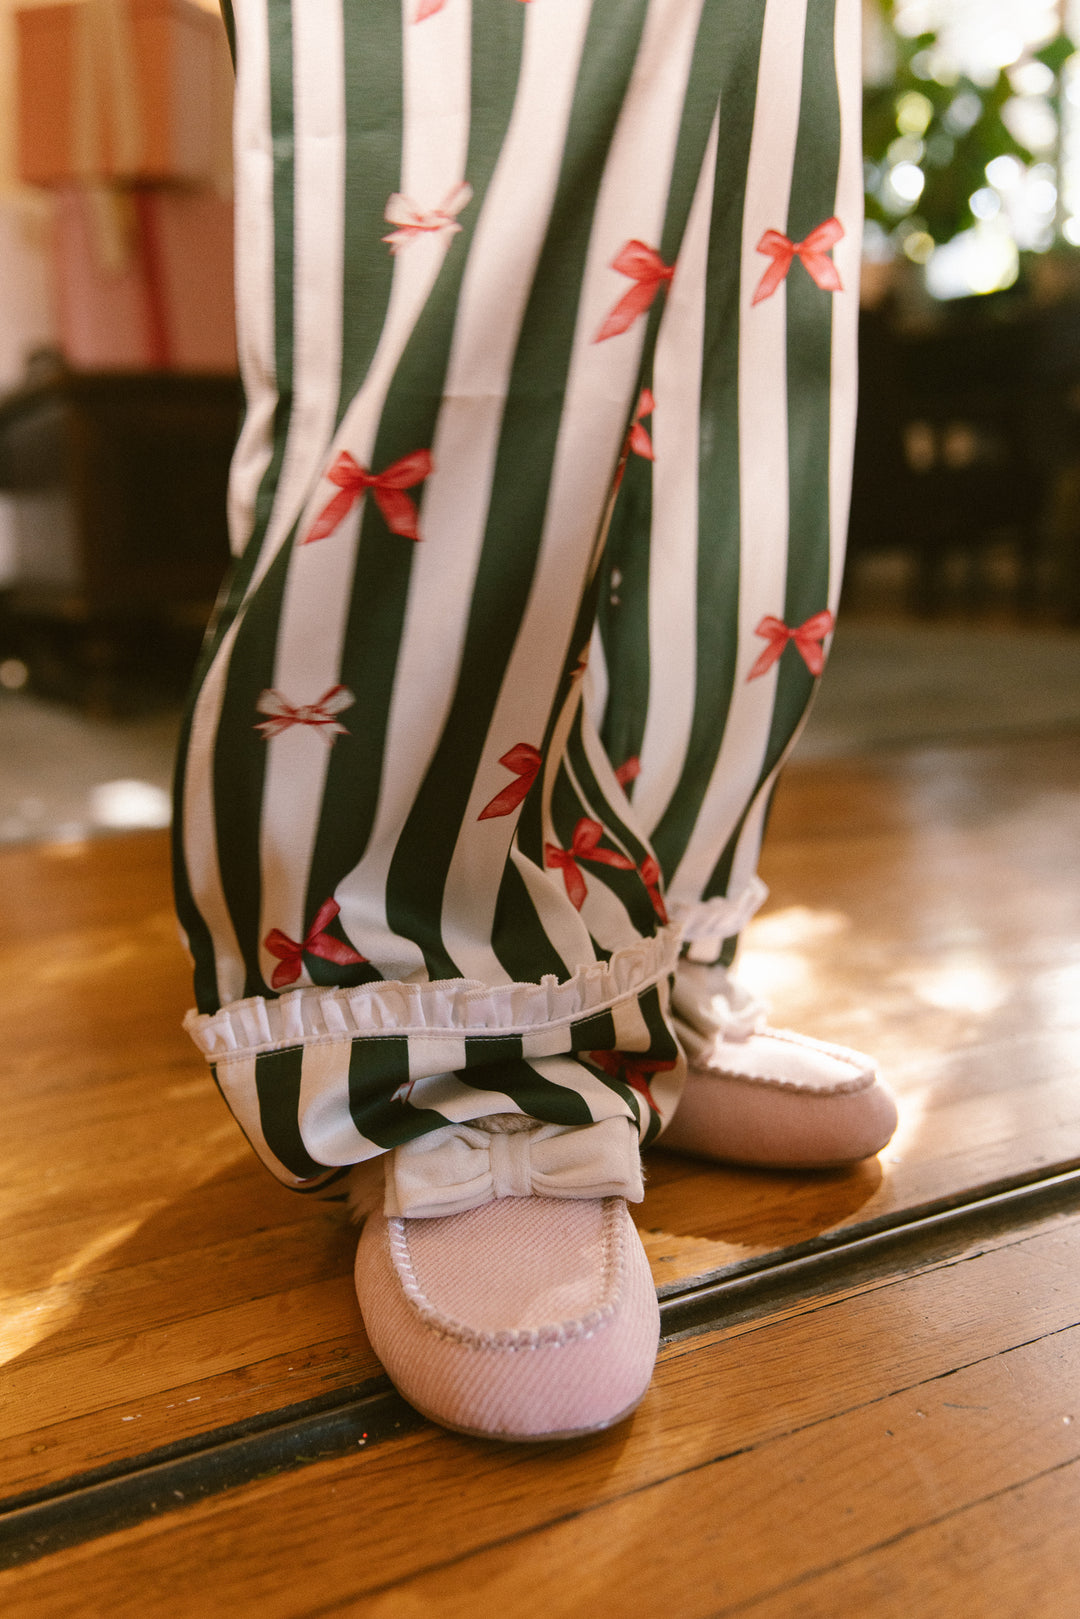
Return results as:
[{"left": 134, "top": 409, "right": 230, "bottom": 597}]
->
[
  {"left": 17, "top": 0, "right": 231, "bottom": 190},
  {"left": 53, "top": 185, "right": 236, "bottom": 373}
]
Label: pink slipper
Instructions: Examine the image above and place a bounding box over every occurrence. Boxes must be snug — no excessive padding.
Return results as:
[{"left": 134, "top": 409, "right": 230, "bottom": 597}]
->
[
  {"left": 664, "top": 963, "right": 898, "bottom": 1168},
  {"left": 356, "top": 1196, "right": 659, "bottom": 1440},
  {"left": 352, "top": 1117, "right": 659, "bottom": 1440}
]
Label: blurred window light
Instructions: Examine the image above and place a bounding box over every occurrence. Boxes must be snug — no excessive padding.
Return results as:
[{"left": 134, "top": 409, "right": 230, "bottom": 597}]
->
[
  {"left": 1002, "top": 94, "right": 1058, "bottom": 155},
  {"left": 1060, "top": 51, "right": 1080, "bottom": 230},
  {"left": 984, "top": 29, "right": 1024, "bottom": 69},
  {"left": 1010, "top": 60, "right": 1054, "bottom": 96},
  {"left": 911, "top": 47, "right": 959, "bottom": 86},
  {"left": 896, "top": 90, "right": 935, "bottom": 137},
  {"left": 969, "top": 186, "right": 1001, "bottom": 220},
  {"left": 888, "top": 134, "right": 926, "bottom": 165},
  {"left": 925, "top": 225, "right": 1020, "bottom": 299},
  {"left": 1029, "top": 177, "right": 1058, "bottom": 214},
  {"left": 893, "top": 1, "right": 1060, "bottom": 84},
  {"left": 944, "top": 91, "right": 983, "bottom": 135},
  {"left": 985, "top": 154, "right": 1024, "bottom": 191},
  {"left": 887, "top": 161, "right": 927, "bottom": 206},
  {"left": 89, "top": 779, "right": 172, "bottom": 830},
  {"left": 903, "top": 229, "right": 936, "bottom": 264}
]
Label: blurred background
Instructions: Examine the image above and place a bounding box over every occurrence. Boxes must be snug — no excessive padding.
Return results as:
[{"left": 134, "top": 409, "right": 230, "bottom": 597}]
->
[{"left": 0, "top": 0, "right": 1079, "bottom": 844}]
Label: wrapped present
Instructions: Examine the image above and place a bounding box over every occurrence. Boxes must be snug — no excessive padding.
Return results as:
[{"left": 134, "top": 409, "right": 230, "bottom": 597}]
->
[
  {"left": 17, "top": 0, "right": 232, "bottom": 189},
  {"left": 53, "top": 184, "right": 236, "bottom": 372}
]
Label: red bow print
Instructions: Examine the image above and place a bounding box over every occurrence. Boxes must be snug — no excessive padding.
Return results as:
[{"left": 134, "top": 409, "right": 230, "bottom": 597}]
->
[
  {"left": 254, "top": 684, "right": 355, "bottom": 742},
  {"left": 414, "top": 0, "right": 530, "bottom": 16},
  {"left": 478, "top": 742, "right": 542, "bottom": 820},
  {"left": 570, "top": 648, "right": 590, "bottom": 683},
  {"left": 585, "top": 1050, "right": 677, "bottom": 1115},
  {"left": 304, "top": 449, "right": 433, "bottom": 545},
  {"left": 752, "top": 217, "right": 844, "bottom": 306},
  {"left": 614, "top": 390, "right": 656, "bottom": 491},
  {"left": 614, "top": 756, "right": 640, "bottom": 787},
  {"left": 594, "top": 242, "right": 675, "bottom": 343},
  {"left": 545, "top": 817, "right": 635, "bottom": 910},
  {"left": 263, "top": 898, "right": 366, "bottom": 990},
  {"left": 640, "top": 855, "right": 668, "bottom": 923},
  {"left": 747, "top": 610, "right": 835, "bottom": 680},
  {"left": 627, "top": 388, "right": 656, "bottom": 460}
]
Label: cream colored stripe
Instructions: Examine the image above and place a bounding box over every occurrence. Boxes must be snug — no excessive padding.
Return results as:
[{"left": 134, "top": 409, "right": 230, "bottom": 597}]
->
[
  {"left": 528, "top": 1057, "right": 637, "bottom": 1125},
  {"left": 337, "top": 0, "right": 589, "bottom": 975},
  {"left": 227, "top": 0, "right": 277, "bottom": 557},
  {"left": 216, "top": 1057, "right": 308, "bottom": 1187},
  {"left": 509, "top": 843, "right": 597, "bottom": 969},
  {"left": 298, "top": 1038, "right": 374, "bottom": 1164},
  {"left": 667, "top": 0, "right": 807, "bottom": 915},
  {"left": 582, "top": 625, "right": 610, "bottom": 737},
  {"left": 633, "top": 109, "right": 719, "bottom": 836},
  {"left": 403, "top": 1070, "right": 519, "bottom": 1122},
  {"left": 730, "top": 0, "right": 862, "bottom": 906},
  {"left": 182, "top": 0, "right": 274, "bottom": 1010},
  {"left": 442, "top": 0, "right": 707, "bottom": 984},
  {"left": 828, "top": 0, "right": 863, "bottom": 611},
  {"left": 182, "top": 616, "right": 248, "bottom": 1007},
  {"left": 408, "top": 1037, "right": 469, "bottom": 1081},
  {"left": 258, "top": 0, "right": 471, "bottom": 983}
]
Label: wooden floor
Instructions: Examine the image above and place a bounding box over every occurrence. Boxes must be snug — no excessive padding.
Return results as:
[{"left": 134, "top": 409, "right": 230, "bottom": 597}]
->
[{"left": 1, "top": 730, "right": 1079, "bottom": 1614}]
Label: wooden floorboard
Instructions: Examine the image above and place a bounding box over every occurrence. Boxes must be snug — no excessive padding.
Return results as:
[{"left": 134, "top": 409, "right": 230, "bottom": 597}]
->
[
  {"left": 1, "top": 729, "right": 1078, "bottom": 1606},
  {"left": 2, "top": 1204, "right": 1076, "bottom": 1617}
]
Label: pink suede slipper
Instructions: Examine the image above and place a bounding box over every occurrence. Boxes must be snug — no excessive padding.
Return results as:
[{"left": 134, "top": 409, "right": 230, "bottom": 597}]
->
[
  {"left": 355, "top": 1193, "right": 659, "bottom": 1441},
  {"left": 665, "top": 963, "right": 898, "bottom": 1167}
]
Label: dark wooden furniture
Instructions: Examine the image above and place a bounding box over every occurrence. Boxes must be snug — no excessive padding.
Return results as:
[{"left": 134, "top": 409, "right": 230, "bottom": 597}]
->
[{"left": 0, "top": 368, "right": 238, "bottom": 706}]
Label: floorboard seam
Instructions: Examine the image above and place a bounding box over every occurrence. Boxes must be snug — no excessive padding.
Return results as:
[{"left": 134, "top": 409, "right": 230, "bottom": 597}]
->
[
  {"left": 705, "top": 1453, "right": 1080, "bottom": 1618},
  {"left": 3, "top": 1170, "right": 1078, "bottom": 1569},
  {"left": 266, "top": 1329, "right": 1080, "bottom": 1618}
]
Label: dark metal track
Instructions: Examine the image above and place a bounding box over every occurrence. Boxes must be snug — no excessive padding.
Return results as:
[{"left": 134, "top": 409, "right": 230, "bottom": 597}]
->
[{"left": 3, "top": 1162, "right": 1078, "bottom": 1570}]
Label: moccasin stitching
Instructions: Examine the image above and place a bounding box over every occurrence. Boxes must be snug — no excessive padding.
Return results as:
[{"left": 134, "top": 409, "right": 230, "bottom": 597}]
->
[
  {"left": 695, "top": 1028, "right": 877, "bottom": 1094},
  {"left": 387, "top": 1197, "right": 628, "bottom": 1352}
]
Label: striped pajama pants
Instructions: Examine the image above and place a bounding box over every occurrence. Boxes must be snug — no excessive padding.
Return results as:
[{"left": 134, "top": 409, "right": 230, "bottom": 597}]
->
[{"left": 175, "top": 0, "right": 862, "bottom": 1191}]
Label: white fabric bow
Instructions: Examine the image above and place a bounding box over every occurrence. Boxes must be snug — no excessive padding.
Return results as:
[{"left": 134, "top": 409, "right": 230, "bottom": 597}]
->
[{"left": 384, "top": 1116, "right": 644, "bottom": 1219}]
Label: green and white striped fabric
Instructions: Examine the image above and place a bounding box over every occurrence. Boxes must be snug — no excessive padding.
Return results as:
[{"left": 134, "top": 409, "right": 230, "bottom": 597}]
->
[{"left": 175, "top": 0, "right": 862, "bottom": 1191}]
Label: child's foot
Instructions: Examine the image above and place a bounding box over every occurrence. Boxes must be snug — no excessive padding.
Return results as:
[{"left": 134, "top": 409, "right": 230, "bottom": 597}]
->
[
  {"left": 663, "top": 963, "right": 898, "bottom": 1168},
  {"left": 352, "top": 1119, "right": 659, "bottom": 1440}
]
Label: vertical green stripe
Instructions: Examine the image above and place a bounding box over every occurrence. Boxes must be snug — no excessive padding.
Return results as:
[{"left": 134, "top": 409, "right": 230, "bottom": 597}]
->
[
  {"left": 569, "top": 1008, "right": 618, "bottom": 1051},
  {"left": 491, "top": 856, "right": 571, "bottom": 982},
  {"left": 304, "top": 5, "right": 527, "bottom": 930},
  {"left": 255, "top": 1047, "right": 324, "bottom": 1176},
  {"left": 175, "top": 0, "right": 300, "bottom": 1010},
  {"left": 335, "top": 0, "right": 405, "bottom": 425},
  {"left": 347, "top": 1037, "right": 448, "bottom": 1148},
  {"left": 597, "top": 0, "right": 750, "bottom": 796},
  {"left": 769, "top": 0, "right": 840, "bottom": 758},
  {"left": 703, "top": 0, "right": 842, "bottom": 905},
  {"left": 457, "top": 1057, "right": 594, "bottom": 1126},
  {"left": 192, "top": 3, "right": 406, "bottom": 1001},
  {"left": 219, "top": 0, "right": 237, "bottom": 68},
  {"left": 384, "top": 1, "right": 651, "bottom": 981},
  {"left": 641, "top": 0, "right": 769, "bottom": 885}
]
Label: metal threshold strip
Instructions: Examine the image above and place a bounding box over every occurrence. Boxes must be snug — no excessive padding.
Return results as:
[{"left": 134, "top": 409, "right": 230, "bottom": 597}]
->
[{"left": 2, "top": 1161, "right": 1079, "bottom": 1569}]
